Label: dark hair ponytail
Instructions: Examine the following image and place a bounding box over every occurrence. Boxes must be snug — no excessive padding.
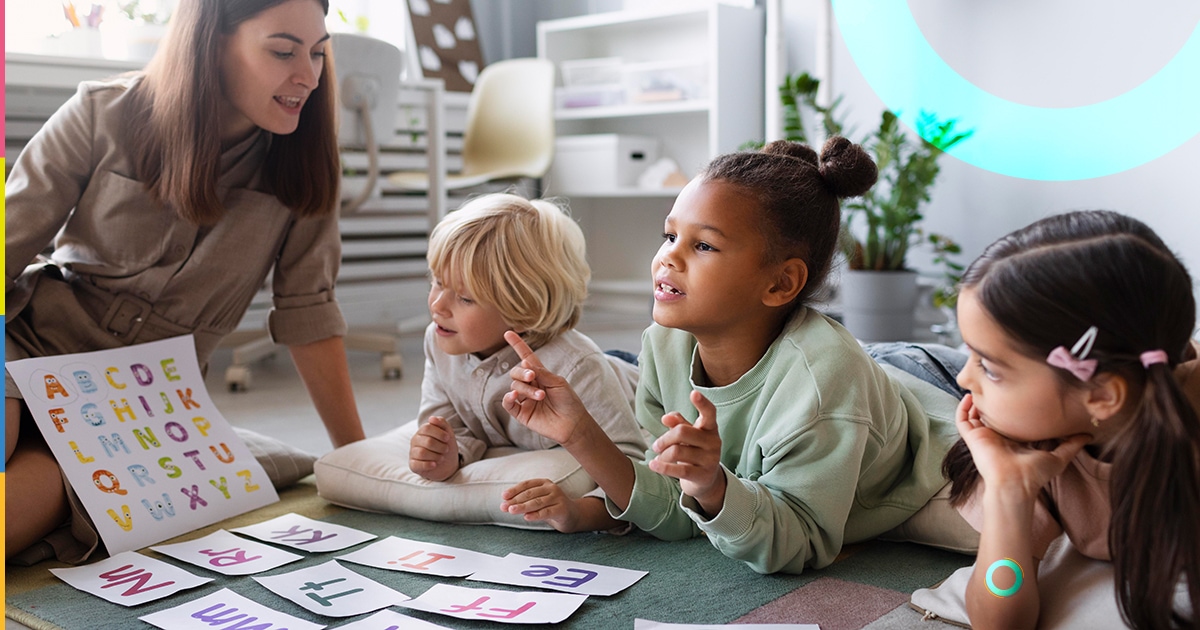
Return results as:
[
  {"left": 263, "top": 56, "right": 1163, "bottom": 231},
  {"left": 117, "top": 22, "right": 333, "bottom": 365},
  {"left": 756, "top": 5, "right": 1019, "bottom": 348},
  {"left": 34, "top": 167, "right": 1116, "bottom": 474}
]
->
[
  {"left": 701, "top": 137, "right": 876, "bottom": 307},
  {"left": 942, "top": 210, "right": 1199, "bottom": 629},
  {"left": 1110, "top": 362, "right": 1200, "bottom": 629}
]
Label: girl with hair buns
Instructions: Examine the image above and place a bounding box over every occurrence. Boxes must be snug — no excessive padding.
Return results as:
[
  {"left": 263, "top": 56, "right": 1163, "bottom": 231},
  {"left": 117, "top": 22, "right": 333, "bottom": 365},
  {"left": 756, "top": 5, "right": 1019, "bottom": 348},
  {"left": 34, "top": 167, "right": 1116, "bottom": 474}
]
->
[
  {"left": 943, "top": 210, "right": 1198, "bottom": 629},
  {"left": 499, "top": 139, "right": 962, "bottom": 574}
]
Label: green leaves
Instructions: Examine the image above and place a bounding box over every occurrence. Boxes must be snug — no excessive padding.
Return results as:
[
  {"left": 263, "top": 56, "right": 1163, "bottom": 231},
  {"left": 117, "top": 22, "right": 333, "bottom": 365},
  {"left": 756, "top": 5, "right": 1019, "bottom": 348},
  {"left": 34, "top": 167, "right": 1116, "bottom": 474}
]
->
[
  {"left": 778, "top": 73, "right": 846, "bottom": 145},
  {"left": 768, "top": 72, "right": 970, "bottom": 294},
  {"left": 845, "top": 109, "right": 970, "bottom": 272}
]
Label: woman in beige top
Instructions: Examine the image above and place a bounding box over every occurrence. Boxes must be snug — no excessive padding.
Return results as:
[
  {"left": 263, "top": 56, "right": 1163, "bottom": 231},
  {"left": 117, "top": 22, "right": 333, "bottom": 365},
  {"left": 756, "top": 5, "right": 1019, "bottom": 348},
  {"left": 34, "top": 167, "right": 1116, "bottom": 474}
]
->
[
  {"left": 943, "top": 210, "right": 1198, "bottom": 629},
  {"left": 4, "top": 0, "right": 365, "bottom": 561}
]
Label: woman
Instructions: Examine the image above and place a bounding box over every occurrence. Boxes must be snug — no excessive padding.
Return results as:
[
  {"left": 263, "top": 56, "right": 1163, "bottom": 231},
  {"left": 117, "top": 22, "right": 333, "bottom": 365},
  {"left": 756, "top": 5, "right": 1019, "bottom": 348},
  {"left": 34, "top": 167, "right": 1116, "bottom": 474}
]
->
[{"left": 4, "top": 0, "right": 364, "bottom": 561}]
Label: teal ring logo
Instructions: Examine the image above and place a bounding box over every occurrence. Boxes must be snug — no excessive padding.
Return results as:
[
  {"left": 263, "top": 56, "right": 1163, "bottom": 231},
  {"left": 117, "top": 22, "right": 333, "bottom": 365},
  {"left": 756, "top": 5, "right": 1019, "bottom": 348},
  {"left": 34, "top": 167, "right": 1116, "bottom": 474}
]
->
[
  {"left": 985, "top": 558, "right": 1024, "bottom": 598},
  {"left": 832, "top": 1, "right": 1200, "bottom": 181}
]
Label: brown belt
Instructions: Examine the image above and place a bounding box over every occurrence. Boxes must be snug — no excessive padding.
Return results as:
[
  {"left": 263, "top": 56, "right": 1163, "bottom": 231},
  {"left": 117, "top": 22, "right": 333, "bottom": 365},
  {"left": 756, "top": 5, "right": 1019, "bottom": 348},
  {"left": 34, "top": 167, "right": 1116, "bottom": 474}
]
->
[{"left": 71, "top": 279, "right": 195, "bottom": 345}]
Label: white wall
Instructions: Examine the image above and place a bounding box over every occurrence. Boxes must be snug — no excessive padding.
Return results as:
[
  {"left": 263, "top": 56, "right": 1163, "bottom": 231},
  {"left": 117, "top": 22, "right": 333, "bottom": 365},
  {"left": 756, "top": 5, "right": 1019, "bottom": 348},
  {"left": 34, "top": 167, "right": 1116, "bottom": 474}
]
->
[{"left": 780, "top": 1, "right": 1200, "bottom": 301}]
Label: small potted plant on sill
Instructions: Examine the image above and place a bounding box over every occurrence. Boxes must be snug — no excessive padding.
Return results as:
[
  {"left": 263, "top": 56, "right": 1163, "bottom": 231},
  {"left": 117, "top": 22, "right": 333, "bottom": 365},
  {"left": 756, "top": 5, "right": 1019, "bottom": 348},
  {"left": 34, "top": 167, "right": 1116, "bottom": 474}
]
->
[
  {"left": 117, "top": 0, "right": 170, "bottom": 61},
  {"left": 778, "top": 72, "right": 971, "bottom": 342}
]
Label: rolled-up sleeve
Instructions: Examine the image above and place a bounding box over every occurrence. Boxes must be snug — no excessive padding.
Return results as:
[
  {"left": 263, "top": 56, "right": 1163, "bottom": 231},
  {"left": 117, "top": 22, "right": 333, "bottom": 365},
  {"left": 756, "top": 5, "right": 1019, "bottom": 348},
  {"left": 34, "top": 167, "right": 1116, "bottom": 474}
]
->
[{"left": 267, "top": 212, "right": 347, "bottom": 345}]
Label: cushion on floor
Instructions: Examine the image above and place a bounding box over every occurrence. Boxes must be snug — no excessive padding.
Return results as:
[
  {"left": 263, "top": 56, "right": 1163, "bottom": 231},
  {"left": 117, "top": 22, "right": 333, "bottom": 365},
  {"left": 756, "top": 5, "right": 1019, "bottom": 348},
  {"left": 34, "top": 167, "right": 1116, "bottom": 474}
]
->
[
  {"left": 313, "top": 420, "right": 596, "bottom": 529},
  {"left": 233, "top": 426, "right": 319, "bottom": 490},
  {"left": 911, "top": 533, "right": 1194, "bottom": 628}
]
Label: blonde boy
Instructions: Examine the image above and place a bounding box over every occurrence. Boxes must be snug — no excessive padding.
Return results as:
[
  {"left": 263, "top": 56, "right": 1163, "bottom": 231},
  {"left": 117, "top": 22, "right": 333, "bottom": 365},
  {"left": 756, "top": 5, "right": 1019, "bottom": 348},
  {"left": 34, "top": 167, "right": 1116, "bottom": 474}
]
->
[{"left": 408, "top": 193, "right": 646, "bottom": 532}]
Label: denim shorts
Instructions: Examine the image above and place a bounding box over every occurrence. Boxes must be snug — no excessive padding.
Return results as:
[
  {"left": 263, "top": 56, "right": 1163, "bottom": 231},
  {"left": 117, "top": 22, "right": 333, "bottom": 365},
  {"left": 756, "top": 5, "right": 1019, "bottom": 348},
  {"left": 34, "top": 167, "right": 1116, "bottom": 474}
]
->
[{"left": 864, "top": 342, "right": 968, "bottom": 399}]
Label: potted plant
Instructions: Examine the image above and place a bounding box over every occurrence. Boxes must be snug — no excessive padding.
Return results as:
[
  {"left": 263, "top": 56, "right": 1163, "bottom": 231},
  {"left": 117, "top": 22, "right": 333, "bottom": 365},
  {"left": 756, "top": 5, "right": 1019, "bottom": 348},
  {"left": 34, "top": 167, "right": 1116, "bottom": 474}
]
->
[
  {"left": 117, "top": 0, "right": 170, "bottom": 61},
  {"left": 778, "top": 72, "right": 971, "bottom": 342}
]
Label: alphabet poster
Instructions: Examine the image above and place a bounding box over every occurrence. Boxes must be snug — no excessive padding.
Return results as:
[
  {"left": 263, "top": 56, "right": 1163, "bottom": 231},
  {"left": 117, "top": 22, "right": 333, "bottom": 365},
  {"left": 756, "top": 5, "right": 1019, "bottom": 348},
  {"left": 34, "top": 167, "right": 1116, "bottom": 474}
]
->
[{"left": 6, "top": 335, "right": 279, "bottom": 555}]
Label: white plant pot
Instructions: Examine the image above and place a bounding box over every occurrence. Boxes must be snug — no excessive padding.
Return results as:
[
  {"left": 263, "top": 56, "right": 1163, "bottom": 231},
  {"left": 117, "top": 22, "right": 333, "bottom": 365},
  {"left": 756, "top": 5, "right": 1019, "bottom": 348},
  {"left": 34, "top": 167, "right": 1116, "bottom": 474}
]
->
[
  {"left": 839, "top": 269, "right": 919, "bottom": 342},
  {"left": 126, "top": 23, "right": 167, "bottom": 62}
]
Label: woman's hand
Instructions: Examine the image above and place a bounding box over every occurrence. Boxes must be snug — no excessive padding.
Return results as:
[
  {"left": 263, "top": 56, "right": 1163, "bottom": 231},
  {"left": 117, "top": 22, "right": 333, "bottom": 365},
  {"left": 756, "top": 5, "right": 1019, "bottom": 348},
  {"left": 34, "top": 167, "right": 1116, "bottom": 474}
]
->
[
  {"left": 648, "top": 390, "right": 726, "bottom": 516},
  {"left": 409, "top": 416, "right": 459, "bottom": 481},
  {"left": 956, "top": 393, "right": 1090, "bottom": 501},
  {"left": 502, "top": 331, "right": 591, "bottom": 447}
]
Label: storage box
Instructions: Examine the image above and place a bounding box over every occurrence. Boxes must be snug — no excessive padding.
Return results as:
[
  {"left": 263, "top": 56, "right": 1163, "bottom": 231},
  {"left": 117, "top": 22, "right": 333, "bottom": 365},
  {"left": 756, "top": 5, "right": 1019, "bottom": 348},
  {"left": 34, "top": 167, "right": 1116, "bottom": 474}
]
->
[
  {"left": 554, "top": 84, "right": 626, "bottom": 109},
  {"left": 623, "top": 59, "right": 707, "bottom": 103},
  {"left": 547, "top": 134, "right": 660, "bottom": 194},
  {"left": 560, "top": 57, "right": 624, "bottom": 87}
]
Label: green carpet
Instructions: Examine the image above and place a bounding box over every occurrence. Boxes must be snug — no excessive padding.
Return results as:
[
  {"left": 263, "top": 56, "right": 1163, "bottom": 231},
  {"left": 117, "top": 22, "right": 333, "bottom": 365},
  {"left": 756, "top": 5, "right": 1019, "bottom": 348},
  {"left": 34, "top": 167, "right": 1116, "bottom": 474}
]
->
[{"left": 6, "top": 481, "right": 972, "bottom": 629}]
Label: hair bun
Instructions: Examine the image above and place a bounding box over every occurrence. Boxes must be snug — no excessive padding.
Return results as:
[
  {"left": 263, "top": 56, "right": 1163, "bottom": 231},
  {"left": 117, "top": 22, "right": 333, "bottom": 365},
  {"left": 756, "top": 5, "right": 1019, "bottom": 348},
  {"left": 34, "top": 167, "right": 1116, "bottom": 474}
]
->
[
  {"left": 818, "top": 136, "right": 877, "bottom": 198},
  {"left": 761, "top": 140, "right": 818, "bottom": 167}
]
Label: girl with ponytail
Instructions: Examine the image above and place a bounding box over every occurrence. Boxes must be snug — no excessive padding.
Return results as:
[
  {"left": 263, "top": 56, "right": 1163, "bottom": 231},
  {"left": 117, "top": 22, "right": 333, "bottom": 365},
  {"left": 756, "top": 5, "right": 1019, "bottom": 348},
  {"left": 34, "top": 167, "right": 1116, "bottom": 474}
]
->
[
  {"left": 499, "top": 138, "right": 963, "bottom": 574},
  {"left": 944, "top": 210, "right": 1199, "bottom": 628}
]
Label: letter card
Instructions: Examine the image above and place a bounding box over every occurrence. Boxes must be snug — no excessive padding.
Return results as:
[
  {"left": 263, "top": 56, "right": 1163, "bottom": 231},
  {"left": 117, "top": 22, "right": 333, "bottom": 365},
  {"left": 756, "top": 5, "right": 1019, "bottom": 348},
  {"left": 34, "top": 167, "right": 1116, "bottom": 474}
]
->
[
  {"left": 338, "top": 535, "right": 502, "bottom": 577},
  {"left": 333, "top": 609, "right": 453, "bottom": 630},
  {"left": 140, "top": 588, "right": 325, "bottom": 630},
  {"left": 6, "top": 336, "right": 278, "bottom": 554},
  {"left": 467, "top": 552, "right": 647, "bottom": 596},
  {"left": 253, "top": 560, "right": 410, "bottom": 617},
  {"left": 634, "top": 622, "right": 819, "bottom": 630},
  {"left": 151, "top": 529, "right": 303, "bottom": 575},
  {"left": 49, "top": 550, "right": 211, "bottom": 606},
  {"left": 232, "top": 512, "right": 376, "bottom": 552},
  {"left": 399, "top": 583, "right": 587, "bottom": 624}
]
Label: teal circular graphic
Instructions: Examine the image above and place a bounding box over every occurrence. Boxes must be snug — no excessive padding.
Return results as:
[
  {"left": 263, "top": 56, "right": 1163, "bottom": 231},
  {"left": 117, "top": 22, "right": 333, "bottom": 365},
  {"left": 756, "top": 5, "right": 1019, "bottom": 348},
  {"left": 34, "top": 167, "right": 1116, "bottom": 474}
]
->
[
  {"left": 832, "top": 1, "right": 1200, "bottom": 181},
  {"left": 985, "top": 558, "right": 1024, "bottom": 598}
]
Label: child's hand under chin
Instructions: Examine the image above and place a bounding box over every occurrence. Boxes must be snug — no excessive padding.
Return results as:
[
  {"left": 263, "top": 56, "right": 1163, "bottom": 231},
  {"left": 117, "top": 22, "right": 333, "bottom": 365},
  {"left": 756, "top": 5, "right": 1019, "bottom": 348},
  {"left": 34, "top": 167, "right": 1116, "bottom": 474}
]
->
[
  {"left": 955, "top": 393, "right": 1091, "bottom": 500},
  {"left": 649, "top": 390, "right": 727, "bottom": 517}
]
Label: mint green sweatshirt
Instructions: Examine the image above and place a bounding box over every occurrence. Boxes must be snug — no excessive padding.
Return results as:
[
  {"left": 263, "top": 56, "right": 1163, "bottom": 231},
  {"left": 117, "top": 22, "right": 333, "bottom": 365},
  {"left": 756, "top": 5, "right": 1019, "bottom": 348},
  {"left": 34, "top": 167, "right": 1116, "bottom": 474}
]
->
[{"left": 607, "top": 307, "right": 959, "bottom": 574}]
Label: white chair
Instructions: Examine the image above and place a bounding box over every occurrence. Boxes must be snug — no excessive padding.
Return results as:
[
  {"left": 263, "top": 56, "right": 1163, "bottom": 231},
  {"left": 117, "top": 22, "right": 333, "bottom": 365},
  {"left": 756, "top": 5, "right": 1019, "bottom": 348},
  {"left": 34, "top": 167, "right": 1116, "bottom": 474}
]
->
[{"left": 387, "top": 57, "right": 555, "bottom": 192}]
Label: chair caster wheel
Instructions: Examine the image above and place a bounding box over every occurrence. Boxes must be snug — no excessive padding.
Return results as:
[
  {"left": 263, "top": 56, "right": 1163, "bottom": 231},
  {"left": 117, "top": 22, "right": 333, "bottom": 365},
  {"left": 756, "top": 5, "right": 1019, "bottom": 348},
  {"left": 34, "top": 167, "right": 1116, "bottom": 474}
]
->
[
  {"left": 225, "top": 365, "right": 251, "bottom": 392},
  {"left": 382, "top": 353, "right": 403, "bottom": 380}
]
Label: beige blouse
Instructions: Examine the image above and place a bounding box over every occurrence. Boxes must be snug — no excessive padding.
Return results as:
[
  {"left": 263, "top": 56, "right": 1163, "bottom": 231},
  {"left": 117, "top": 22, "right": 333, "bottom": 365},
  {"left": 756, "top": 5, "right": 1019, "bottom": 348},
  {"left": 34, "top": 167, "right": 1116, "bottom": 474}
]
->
[
  {"left": 417, "top": 323, "right": 647, "bottom": 466},
  {"left": 5, "top": 76, "right": 345, "bottom": 370}
]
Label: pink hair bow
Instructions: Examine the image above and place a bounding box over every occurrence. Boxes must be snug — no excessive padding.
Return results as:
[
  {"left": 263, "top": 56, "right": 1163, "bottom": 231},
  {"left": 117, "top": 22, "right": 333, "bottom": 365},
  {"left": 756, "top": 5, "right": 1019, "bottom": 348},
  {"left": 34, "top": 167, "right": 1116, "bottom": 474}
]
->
[
  {"left": 1046, "top": 347, "right": 1098, "bottom": 381},
  {"left": 1140, "top": 350, "right": 1168, "bottom": 368},
  {"left": 1046, "top": 325, "right": 1099, "bottom": 381}
]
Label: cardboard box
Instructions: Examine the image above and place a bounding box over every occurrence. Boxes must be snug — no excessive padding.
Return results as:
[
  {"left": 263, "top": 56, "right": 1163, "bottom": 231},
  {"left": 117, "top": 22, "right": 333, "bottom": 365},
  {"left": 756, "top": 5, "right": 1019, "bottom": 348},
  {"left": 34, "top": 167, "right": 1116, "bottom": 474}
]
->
[{"left": 546, "top": 134, "right": 660, "bottom": 194}]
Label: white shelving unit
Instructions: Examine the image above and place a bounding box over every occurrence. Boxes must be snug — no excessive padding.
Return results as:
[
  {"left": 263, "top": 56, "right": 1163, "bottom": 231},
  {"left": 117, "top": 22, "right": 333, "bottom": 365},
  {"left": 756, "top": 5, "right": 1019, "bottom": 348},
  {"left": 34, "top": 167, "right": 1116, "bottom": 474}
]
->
[
  {"left": 536, "top": 4, "right": 764, "bottom": 308},
  {"left": 538, "top": 4, "right": 764, "bottom": 189}
]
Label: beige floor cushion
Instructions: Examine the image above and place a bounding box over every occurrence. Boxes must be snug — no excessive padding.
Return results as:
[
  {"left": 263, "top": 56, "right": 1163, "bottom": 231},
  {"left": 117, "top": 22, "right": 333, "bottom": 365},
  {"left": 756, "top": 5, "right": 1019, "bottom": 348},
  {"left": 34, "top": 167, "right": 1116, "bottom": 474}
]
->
[
  {"left": 313, "top": 420, "right": 597, "bottom": 530},
  {"left": 911, "top": 533, "right": 1193, "bottom": 628}
]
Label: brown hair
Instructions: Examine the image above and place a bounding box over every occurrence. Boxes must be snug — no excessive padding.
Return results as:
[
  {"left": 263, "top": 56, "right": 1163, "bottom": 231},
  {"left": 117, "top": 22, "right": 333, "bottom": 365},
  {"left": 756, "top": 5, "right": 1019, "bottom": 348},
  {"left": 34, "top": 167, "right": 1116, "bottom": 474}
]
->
[
  {"left": 700, "top": 137, "right": 877, "bottom": 306},
  {"left": 130, "top": 0, "right": 339, "bottom": 225},
  {"left": 942, "top": 210, "right": 1199, "bottom": 629}
]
